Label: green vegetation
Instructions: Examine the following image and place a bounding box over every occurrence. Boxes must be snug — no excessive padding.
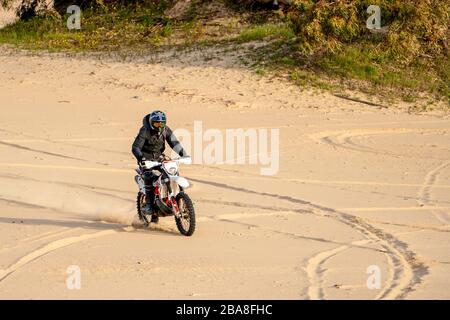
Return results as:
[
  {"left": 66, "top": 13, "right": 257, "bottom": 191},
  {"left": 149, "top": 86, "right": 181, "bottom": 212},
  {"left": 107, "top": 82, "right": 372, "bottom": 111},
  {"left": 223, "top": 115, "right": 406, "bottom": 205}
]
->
[
  {"left": 238, "top": 23, "right": 294, "bottom": 42},
  {"left": 248, "top": 39, "right": 449, "bottom": 105},
  {"left": 245, "top": 0, "right": 449, "bottom": 106},
  {"left": 286, "top": 0, "right": 448, "bottom": 60},
  {"left": 0, "top": 0, "right": 448, "bottom": 107},
  {"left": 0, "top": 2, "right": 174, "bottom": 50}
]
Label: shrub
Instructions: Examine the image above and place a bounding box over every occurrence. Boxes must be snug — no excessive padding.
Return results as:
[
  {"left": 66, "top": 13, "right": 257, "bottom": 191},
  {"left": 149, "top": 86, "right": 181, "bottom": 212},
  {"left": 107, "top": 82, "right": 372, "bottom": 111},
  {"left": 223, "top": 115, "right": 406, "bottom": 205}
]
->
[{"left": 286, "top": 0, "right": 449, "bottom": 61}]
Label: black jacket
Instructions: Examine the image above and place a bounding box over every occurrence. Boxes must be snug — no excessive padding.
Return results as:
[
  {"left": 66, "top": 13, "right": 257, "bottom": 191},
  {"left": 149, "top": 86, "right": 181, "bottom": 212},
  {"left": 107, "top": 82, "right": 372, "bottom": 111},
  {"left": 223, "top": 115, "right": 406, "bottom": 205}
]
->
[{"left": 132, "top": 114, "right": 187, "bottom": 161}]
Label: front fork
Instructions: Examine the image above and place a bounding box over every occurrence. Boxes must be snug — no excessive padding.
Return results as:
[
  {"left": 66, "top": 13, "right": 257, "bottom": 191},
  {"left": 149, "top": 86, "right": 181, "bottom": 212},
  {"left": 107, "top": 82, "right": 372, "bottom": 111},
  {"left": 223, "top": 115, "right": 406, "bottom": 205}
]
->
[
  {"left": 171, "top": 197, "right": 180, "bottom": 218},
  {"left": 165, "top": 179, "right": 181, "bottom": 218}
]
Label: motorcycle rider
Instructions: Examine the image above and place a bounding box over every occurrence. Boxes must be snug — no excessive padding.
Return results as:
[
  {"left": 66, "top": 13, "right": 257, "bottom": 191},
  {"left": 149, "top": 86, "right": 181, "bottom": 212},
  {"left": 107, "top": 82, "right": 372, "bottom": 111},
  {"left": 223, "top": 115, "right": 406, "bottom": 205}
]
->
[{"left": 132, "top": 110, "right": 188, "bottom": 222}]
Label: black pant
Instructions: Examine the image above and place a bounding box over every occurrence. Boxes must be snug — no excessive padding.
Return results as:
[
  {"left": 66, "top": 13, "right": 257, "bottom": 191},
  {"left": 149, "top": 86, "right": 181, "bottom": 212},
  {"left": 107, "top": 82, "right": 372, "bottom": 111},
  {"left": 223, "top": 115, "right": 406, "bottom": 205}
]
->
[{"left": 143, "top": 170, "right": 158, "bottom": 209}]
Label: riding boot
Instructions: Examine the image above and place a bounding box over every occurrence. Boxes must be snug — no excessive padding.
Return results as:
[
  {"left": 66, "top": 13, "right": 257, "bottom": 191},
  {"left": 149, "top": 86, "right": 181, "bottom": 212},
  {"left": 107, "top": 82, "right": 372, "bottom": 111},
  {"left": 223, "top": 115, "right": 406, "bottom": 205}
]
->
[{"left": 145, "top": 188, "right": 154, "bottom": 214}]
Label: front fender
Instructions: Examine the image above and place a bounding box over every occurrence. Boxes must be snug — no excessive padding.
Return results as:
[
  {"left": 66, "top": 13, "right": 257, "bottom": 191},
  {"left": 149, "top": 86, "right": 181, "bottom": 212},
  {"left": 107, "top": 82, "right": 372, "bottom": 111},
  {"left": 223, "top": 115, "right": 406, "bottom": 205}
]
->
[
  {"left": 170, "top": 176, "right": 190, "bottom": 188},
  {"left": 135, "top": 175, "right": 146, "bottom": 193}
]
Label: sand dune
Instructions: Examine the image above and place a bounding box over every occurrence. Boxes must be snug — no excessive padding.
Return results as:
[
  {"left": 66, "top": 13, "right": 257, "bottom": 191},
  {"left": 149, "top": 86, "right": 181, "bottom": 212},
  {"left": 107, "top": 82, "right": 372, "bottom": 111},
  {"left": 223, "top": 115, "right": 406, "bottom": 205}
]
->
[{"left": 0, "top": 45, "right": 449, "bottom": 299}]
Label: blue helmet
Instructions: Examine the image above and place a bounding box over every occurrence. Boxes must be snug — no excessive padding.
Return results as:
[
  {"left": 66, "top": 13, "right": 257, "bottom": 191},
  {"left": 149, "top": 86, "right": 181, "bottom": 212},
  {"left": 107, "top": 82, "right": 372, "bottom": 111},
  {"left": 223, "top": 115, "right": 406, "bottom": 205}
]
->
[{"left": 149, "top": 110, "right": 167, "bottom": 132}]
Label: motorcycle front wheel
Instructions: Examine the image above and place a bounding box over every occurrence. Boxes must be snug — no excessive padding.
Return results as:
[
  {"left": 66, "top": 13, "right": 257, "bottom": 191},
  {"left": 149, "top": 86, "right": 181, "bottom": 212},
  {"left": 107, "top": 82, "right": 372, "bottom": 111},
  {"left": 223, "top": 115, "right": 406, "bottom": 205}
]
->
[{"left": 175, "top": 192, "right": 196, "bottom": 236}]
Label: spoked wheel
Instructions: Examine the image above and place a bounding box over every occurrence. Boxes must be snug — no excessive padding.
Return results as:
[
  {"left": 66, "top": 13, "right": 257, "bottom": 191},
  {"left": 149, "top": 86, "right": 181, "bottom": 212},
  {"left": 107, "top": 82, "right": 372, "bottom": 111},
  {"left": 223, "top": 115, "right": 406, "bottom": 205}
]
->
[
  {"left": 175, "top": 192, "right": 196, "bottom": 236},
  {"left": 136, "top": 192, "right": 149, "bottom": 226}
]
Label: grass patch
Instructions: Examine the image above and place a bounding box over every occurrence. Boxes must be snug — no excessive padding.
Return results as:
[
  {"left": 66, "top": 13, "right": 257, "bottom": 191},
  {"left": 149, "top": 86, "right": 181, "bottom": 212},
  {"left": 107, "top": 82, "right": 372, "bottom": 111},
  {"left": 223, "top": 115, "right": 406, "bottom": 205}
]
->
[
  {"left": 314, "top": 44, "right": 449, "bottom": 103},
  {"left": 255, "top": 67, "right": 266, "bottom": 76},
  {"left": 247, "top": 38, "right": 449, "bottom": 107},
  {"left": 238, "top": 23, "right": 294, "bottom": 42},
  {"left": 0, "top": 3, "right": 177, "bottom": 51}
]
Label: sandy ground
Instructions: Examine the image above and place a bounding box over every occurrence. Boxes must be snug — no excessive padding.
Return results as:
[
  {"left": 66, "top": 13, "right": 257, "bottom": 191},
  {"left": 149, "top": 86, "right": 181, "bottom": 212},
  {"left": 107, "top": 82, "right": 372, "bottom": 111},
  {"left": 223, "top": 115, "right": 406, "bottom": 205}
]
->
[{"left": 0, "top": 45, "right": 449, "bottom": 300}]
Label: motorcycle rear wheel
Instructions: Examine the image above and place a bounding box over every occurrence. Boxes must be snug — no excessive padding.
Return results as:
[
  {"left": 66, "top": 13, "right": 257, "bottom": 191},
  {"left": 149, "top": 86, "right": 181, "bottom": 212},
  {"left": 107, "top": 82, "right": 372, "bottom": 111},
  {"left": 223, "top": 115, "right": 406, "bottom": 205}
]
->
[{"left": 136, "top": 192, "right": 149, "bottom": 225}]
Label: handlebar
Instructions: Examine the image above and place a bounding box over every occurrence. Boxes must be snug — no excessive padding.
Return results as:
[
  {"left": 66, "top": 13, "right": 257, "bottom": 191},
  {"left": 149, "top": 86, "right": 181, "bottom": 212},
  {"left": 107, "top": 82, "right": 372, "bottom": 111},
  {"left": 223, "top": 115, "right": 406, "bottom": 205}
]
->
[{"left": 140, "top": 156, "right": 192, "bottom": 169}]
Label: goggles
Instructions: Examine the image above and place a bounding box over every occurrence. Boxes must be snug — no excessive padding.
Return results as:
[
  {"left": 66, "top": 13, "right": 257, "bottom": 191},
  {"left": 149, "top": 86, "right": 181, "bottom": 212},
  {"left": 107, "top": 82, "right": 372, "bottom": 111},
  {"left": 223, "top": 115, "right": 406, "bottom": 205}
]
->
[{"left": 152, "top": 121, "right": 166, "bottom": 128}]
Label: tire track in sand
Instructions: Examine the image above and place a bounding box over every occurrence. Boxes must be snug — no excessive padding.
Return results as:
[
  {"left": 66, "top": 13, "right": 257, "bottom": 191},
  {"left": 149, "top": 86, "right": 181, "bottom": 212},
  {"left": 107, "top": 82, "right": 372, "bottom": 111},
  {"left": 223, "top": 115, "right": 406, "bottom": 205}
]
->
[
  {"left": 0, "top": 227, "right": 132, "bottom": 283},
  {"left": 417, "top": 161, "right": 450, "bottom": 224},
  {"left": 304, "top": 229, "right": 405, "bottom": 300},
  {"left": 303, "top": 206, "right": 417, "bottom": 300},
  {"left": 0, "top": 173, "right": 136, "bottom": 283},
  {"left": 190, "top": 177, "right": 427, "bottom": 300},
  {"left": 304, "top": 128, "right": 448, "bottom": 298},
  {"left": 309, "top": 128, "right": 448, "bottom": 160},
  {"left": 306, "top": 239, "right": 369, "bottom": 299},
  {"left": 0, "top": 161, "right": 430, "bottom": 298},
  {"left": 207, "top": 199, "right": 432, "bottom": 299},
  {"left": 0, "top": 228, "right": 75, "bottom": 254}
]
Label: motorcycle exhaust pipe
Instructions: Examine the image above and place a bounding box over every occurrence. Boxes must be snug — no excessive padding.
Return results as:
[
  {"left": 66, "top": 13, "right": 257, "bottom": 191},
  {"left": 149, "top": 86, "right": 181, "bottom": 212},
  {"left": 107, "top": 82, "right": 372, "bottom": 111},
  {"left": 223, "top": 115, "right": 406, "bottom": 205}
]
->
[{"left": 155, "top": 197, "right": 173, "bottom": 216}]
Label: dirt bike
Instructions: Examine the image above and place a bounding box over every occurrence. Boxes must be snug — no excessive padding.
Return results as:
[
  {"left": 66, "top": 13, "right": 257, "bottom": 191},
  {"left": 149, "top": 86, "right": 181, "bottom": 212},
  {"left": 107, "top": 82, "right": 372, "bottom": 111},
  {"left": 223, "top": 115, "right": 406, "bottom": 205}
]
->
[{"left": 134, "top": 156, "right": 196, "bottom": 236}]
